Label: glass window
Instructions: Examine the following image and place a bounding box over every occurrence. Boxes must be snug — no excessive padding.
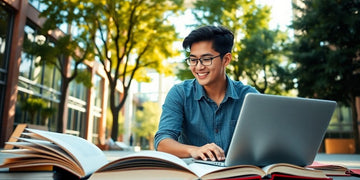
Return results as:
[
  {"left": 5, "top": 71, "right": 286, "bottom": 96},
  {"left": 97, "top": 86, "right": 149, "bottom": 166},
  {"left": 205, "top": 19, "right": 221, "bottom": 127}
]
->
[
  {"left": 0, "top": 4, "right": 12, "bottom": 73},
  {"left": 16, "top": 22, "right": 63, "bottom": 127},
  {"left": 67, "top": 108, "right": 86, "bottom": 137},
  {"left": 92, "top": 116, "right": 100, "bottom": 143},
  {"left": 94, "top": 75, "right": 103, "bottom": 108},
  {"left": 0, "top": 4, "right": 13, "bottom": 128},
  {"left": 20, "top": 25, "right": 36, "bottom": 79},
  {"left": 42, "top": 64, "right": 55, "bottom": 93},
  {"left": 53, "top": 65, "right": 62, "bottom": 91},
  {"left": 327, "top": 105, "right": 353, "bottom": 132},
  {"left": 15, "top": 92, "right": 28, "bottom": 124},
  {"left": 69, "top": 63, "right": 88, "bottom": 101}
]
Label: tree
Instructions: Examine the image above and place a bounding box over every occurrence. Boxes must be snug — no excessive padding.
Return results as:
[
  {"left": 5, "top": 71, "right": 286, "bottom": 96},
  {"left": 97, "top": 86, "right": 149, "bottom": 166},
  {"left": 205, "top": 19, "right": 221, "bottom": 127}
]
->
[
  {"left": 22, "top": 31, "right": 92, "bottom": 133},
  {"left": 38, "top": 0, "right": 183, "bottom": 140},
  {"left": 176, "top": 0, "right": 293, "bottom": 94},
  {"left": 19, "top": 96, "right": 56, "bottom": 126},
  {"left": 20, "top": 97, "right": 44, "bottom": 124},
  {"left": 235, "top": 29, "right": 293, "bottom": 94},
  {"left": 134, "top": 101, "right": 161, "bottom": 149},
  {"left": 291, "top": 0, "right": 360, "bottom": 153},
  {"left": 176, "top": 0, "right": 271, "bottom": 79}
]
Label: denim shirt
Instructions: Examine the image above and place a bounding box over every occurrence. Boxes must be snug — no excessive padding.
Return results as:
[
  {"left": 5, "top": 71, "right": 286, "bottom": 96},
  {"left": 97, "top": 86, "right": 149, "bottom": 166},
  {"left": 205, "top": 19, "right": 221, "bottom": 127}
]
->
[{"left": 154, "top": 76, "right": 259, "bottom": 154}]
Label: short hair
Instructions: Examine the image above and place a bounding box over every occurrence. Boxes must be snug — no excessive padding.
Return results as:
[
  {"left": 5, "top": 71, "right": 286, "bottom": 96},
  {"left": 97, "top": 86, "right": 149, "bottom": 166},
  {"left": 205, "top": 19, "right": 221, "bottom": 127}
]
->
[{"left": 182, "top": 25, "right": 234, "bottom": 55}]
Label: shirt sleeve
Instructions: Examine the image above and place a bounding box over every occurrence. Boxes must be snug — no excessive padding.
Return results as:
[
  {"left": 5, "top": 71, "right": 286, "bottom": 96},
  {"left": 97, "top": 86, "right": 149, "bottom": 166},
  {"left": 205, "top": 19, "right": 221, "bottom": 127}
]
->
[{"left": 154, "top": 84, "right": 185, "bottom": 150}]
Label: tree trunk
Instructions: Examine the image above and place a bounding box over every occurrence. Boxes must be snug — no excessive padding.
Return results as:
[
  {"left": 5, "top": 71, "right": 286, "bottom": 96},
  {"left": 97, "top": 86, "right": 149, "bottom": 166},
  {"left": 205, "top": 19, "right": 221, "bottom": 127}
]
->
[
  {"left": 111, "top": 107, "right": 119, "bottom": 141},
  {"left": 109, "top": 83, "right": 120, "bottom": 141},
  {"left": 109, "top": 81, "right": 129, "bottom": 141},
  {"left": 57, "top": 78, "right": 70, "bottom": 133}
]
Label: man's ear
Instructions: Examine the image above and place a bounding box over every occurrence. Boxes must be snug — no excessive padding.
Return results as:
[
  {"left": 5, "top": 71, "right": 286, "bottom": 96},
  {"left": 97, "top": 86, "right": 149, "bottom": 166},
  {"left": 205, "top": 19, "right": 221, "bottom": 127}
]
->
[{"left": 223, "top": 53, "right": 232, "bottom": 66}]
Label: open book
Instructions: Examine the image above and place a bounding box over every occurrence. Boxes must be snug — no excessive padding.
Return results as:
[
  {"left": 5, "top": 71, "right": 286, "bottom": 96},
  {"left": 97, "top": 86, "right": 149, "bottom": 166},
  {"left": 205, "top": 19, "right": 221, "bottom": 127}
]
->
[
  {"left": 88, "top": 151, "right": 331, "bottom": 180},
  {"left": 0, "top": 128, "right": 108, "bottom": 179},
  {"left": 307, "top": 161, "right": 360, "bottom": 176},
  {"left": 0, "top": 129, "right": 330, "bottom": 180}
]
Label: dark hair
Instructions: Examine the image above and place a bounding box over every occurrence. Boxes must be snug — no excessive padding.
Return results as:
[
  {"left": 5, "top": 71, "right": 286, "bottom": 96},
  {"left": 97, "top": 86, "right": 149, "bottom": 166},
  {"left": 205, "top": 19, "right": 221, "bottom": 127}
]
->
[{"left": 182, "top": 25, "right": 234, "bottom": 55}]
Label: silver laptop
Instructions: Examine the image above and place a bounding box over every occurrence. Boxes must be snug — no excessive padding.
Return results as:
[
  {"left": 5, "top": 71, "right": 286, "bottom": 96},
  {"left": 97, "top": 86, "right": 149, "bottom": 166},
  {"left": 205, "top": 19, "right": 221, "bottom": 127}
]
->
[{"left": 195, "top": 93, "right": 336, "bottom": 167}]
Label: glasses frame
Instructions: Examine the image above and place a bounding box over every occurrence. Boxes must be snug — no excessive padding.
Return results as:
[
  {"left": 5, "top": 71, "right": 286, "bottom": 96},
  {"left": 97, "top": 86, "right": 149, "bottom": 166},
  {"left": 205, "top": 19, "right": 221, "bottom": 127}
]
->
[{"left": 185, "top": 55, "right": 221, "bottom": 66}]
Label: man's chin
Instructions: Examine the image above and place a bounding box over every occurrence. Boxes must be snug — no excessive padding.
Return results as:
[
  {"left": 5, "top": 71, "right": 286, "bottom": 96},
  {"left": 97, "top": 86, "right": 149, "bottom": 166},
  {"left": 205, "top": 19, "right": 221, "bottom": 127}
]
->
[{"left": 195, "top": 78, "right": 208, "bottom": 86}]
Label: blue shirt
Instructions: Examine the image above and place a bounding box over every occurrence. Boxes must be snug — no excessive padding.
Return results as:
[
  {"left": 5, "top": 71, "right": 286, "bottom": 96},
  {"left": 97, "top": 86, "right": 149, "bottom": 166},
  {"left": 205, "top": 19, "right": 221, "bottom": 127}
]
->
[{"left": 154, "top": 76, "right": 259, "bottom": 154}]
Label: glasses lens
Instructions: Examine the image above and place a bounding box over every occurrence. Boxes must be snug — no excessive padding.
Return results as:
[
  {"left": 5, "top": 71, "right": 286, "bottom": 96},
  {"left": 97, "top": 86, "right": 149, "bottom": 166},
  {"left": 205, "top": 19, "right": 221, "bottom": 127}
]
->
[
  {"left": 186, "top": 58, "right": 197, "bottom": 66},
  {"left": 201, "top": 58, "right": 212, "bottom": 66}
]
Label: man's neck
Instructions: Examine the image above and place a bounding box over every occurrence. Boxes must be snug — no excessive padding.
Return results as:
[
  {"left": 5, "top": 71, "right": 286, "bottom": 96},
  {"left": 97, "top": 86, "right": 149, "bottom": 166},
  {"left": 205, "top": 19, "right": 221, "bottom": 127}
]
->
[{"left": 203, "top": 78, "right": 227, "bottom": 106}]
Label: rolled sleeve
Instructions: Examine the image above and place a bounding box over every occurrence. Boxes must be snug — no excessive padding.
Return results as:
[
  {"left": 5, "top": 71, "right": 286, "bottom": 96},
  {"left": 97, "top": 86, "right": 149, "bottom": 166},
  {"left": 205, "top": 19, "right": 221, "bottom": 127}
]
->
[
  {"left": 154, "top": 77, "right": 259, "bottom": 153},
  {"left": 154, "top": 85, "right": 185, "bottom": 150}
]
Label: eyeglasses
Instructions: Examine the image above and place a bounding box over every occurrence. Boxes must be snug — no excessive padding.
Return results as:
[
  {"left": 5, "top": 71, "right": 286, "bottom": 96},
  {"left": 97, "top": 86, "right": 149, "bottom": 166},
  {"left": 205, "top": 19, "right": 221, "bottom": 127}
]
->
[{"left": 185, "top": 55, "right": 221, "bottom": 66}]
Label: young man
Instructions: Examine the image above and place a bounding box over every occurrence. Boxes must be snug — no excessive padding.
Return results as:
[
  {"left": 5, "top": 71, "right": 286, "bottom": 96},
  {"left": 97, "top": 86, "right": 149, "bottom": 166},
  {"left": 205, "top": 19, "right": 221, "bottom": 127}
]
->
[{"left": 154, "top": 25, "right": 258, "bottom": 161}]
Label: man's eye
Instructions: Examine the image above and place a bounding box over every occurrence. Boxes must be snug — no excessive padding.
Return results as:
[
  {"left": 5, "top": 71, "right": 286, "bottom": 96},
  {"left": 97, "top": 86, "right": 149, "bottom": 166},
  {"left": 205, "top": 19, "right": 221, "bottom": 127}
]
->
[
  {"left": 190, "top": 59, "right": 198, "bottom": 61},
  {"left": 202, "top": 58, "right": 212, "bottom": 61}
]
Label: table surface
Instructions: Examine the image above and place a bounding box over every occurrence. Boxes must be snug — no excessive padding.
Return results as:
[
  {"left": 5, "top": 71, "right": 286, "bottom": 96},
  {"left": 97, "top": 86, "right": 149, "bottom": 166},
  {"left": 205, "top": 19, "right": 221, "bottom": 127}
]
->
[{"left": 1, "top": 150, "right": 360, "bottom": 179}]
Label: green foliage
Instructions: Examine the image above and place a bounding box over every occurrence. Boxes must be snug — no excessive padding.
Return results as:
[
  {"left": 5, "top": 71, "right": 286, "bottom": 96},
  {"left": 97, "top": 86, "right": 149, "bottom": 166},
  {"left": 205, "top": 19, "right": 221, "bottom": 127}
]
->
[
  {"left": 20, "top": 97, "right": 56, "bottom": 125},
  {"left": 22, "top": 12, "right": 93, "bottom": 132},
  {"left": 234, "top": 29, "right": 293, "bottom": 94},
  {"left": 291, "top": 0, "right": 360, "bottom": 102},
  {"left": 74, "top": 69, "right": 93, "bottom": 88},
  {"left": 175, "top": 61, "right": 194, "bottom": 80},
  {"left": 134, "top": 102, "right": 161, "bottom": 141},
  {"left": 291, "top": 0, "right": 360, "bottom": 153},
  {"left": 191, "top": 0, "right": 270, "bottom": 38},
  {"left": 175, "top": 0, "right": 293, "bottom": 95},
  {"left": 36, "top": 0, "right": 183, "bottom": 138}
]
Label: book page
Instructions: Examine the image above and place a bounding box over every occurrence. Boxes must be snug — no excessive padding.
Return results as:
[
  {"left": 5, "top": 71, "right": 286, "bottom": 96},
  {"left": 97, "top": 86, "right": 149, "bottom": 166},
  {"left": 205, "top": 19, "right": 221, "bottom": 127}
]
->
[
  {"left": 307, "top": 161, "right": 350, "bottom": 176},
  {"left": 189, "top": 163, "right": 265, "bottom": 179},
  {"left": 26, "top": 129, "right": 108, "bottom": 177},
  {"left": 262, "top": 163, "right": 328, "bottom": 178},
  {"left": 188, "top": 162, "right": 225, "bottom": 177},
  {"left": 96, "top": 151, "right": 193, "bottom": 173},
  {"left": 11, "top": 138, "right": 75, "bottom": 164},
  {"left": 1, "top": 140, "right": 77, "bottom": 171}
]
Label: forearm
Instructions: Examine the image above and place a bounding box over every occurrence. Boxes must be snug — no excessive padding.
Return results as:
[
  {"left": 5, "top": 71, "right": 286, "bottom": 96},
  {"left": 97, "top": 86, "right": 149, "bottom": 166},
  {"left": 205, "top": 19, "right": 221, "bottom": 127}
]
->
[
  {"left": 157, "top": 138, "right": 225, "bottom": 161},
  {"left": 157, "top": 138, "right": 197, "bottom": 158}
]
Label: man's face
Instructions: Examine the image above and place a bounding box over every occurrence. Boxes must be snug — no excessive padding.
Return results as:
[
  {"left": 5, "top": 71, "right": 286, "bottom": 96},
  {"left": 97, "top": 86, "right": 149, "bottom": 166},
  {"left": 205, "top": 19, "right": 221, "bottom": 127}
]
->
[{"left": 189, "top": 41, "right": 228, "bottom": 87}]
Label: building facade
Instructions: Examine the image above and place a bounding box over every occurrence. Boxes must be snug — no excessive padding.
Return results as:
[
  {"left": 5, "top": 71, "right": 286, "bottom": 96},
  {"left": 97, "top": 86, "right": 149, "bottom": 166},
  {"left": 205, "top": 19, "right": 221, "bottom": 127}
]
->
[{"left": 0, "top": 0, "right": 120, "bottom": 147}]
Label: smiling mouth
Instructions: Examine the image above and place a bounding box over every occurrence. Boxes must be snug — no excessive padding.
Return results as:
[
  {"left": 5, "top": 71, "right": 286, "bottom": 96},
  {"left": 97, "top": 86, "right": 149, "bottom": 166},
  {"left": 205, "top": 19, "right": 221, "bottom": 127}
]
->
[{"left": 197, "top": 72, "right": 209, "bottom": 77}]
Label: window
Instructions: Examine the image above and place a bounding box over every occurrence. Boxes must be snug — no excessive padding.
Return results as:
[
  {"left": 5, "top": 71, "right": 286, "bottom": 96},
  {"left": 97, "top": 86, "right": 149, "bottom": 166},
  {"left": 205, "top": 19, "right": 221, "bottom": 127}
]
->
[
  {"left": 0, "top": 4, "right": 12, "bottom": 76},
  {"left": 67, "top": 63, "right": 89, "bottom": 136},
  {"left": 92, "top": 74, "right": 103, "bottom": 143},
  {"left": 326, "top": 105, "right": 353, "bottom": 138},
  {"left": 0, "top": 3, "right": 13, "bottom": 127},
  {"left": 67, "top": 108, "right": 86, "bottom": 137},
  {"left": 94, "top": 75, "right": 103, "bottom": 107},
  {"left": 69, "top": 63, "right": 88, "bottom": 101},
  {"left": 16, "top": 22, "right": 61, "bottom": 127}
]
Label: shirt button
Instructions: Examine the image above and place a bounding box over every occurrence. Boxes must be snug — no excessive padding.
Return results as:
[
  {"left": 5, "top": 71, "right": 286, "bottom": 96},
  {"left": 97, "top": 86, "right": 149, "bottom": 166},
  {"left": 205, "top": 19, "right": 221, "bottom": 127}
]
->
[{"left": 215, "top": 128, "right": 219, "bottom": 133}]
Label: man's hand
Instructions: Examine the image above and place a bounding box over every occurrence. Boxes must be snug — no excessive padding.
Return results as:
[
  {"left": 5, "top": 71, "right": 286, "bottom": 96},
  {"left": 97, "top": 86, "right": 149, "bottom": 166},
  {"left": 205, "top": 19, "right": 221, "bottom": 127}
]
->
[
  {"left": 157, "top": 139, "right": 225, "bottom": 161},
  {"left": 189, "top": 143, "right": 225, "bottom": 161}
]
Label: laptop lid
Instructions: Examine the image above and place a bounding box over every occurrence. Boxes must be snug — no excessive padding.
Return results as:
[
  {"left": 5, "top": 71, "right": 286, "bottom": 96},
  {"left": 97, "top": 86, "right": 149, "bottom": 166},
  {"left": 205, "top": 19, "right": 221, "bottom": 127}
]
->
[{"left": 225, "top": 93, "right": 336, "bottom": 167}]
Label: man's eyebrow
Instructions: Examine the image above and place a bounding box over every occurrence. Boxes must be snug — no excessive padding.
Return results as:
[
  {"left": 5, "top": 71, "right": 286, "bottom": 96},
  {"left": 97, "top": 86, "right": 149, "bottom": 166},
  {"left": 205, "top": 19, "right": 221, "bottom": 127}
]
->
[{"left": 189, "top": 53, "right": 214, "bottom": 57}]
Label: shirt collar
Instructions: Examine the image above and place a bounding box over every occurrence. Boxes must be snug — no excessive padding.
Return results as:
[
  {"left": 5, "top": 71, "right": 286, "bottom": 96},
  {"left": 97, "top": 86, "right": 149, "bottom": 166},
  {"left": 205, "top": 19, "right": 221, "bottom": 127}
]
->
[{"left": 194, "top": 75, "right": 240, "bottom": 101}]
